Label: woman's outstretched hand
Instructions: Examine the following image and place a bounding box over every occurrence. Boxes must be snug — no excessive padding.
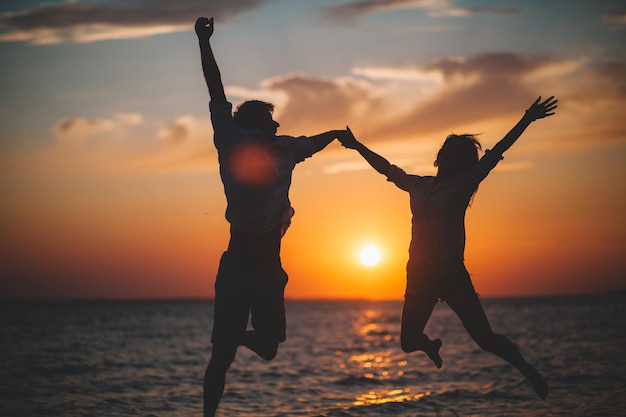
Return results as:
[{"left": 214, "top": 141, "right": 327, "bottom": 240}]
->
[
  {"left": 339, "top": 126, "right": 360, "bottom": 149},
  {"left": 525, "top": 96, "right": 558, "bottom": 121},
  {"left": 195, "top": 17, "right": 214, "bottom": 41}
]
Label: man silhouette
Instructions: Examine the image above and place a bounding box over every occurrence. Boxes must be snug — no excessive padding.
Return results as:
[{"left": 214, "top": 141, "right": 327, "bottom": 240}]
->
[{"left": 195, "top": 17, "right": 350, "bottom": 417}]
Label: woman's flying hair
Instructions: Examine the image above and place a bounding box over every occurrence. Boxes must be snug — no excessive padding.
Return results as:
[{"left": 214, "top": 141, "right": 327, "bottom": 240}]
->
[{"left": 434, "top": 134, "right": 482, "bottom": 179}]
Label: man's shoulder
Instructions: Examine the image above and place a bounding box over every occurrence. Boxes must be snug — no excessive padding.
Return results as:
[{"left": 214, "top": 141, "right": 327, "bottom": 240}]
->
[
  {"left": 272, "top": 135, "right": 311, "bottom": 147},
  {"left": 271, "top": 135, "right": 315, "bottom": 162}
]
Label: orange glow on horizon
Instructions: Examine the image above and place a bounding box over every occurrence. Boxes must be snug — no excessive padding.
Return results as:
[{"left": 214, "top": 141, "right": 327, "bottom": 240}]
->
[{"left": 3, "top": 141, "right": 625, "bottom": 300}]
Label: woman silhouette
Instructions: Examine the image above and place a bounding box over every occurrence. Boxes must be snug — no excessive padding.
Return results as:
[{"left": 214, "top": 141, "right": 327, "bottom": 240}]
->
[{"left": 340, "top": 96, "right": 558, "bottom": 399}]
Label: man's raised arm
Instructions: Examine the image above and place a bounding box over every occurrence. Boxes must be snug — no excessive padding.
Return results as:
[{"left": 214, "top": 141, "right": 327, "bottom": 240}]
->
[{"left": 195, "top": 17, "right": 227, "bottom": 103}]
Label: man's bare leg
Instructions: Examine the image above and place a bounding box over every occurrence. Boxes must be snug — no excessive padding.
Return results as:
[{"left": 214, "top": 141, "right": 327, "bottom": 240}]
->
[
  {"left": 204, "top": 344, "right": 236, "bottom": 417},
  {"left": 242, "top": 330, "right": 278, "bottom": 361}
]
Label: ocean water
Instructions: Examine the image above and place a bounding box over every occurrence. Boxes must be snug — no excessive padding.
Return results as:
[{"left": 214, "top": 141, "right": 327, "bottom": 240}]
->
[{"left": 1, "top": 294, "right": 624, "bottom": 417}]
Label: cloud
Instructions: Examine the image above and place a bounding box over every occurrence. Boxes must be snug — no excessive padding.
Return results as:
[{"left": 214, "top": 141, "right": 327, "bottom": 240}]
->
[
  {"left": 261, "top": 73, "right": 388, "bottom": 136},
  {"left": 425, "top": 53, "right": 547, "bottom": 80},
  {"left": 158, "top": 116, "right": 192, "bottom": 147},
  {"left": 31, "top": 112, "right": 216, "bottom": 178},
  {"left": 319, "top": 0, "right": 450, "bottom": 24},
  {"left": 274, "top": 53, "right": 552, "bottom": 140},
  {"left": 319, "top": 0, "right": 520, "bottom": 25},
  {"left": 352, "top": 65, "right": 443, "bottom": 83},
  {"left": 555, "top": 58, "right": 626, "bottom": 145},
  {"left": 268, "top": 52, "right": 626, "bottom": 150},
  {"left": 2, "top": 119, "right": 144, "bottom": 183},
  {"left": 225, "top": 85, "right": 288, "bottom": 109},
  {"left": 322, "top": 160, "right": 371, "bottom": 174},
  {"left": 127, "top": 115, "right": 216, "bottom": 175},
  {"left": 594, "top": 59, "right": 626, "bottom": 94},
  {"left": 602, "top": 13, "right": 626, "bottom": 25},
  {"left": 55, "top": 117, "right": 116, "bottom": 137},
  {"left": 0, "top": 0, "right": 269, "bottom": 44},
  {"left": 436, "top": 6, "right": 521, "bottom": 18},
  {"left": 361, "top": 53, "right": 566, "bottom": 139},
  {"left": 54, "top": 112, "right": 144, "bottom": 145}
]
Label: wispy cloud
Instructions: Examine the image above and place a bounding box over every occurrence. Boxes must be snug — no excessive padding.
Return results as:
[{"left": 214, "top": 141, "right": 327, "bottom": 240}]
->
[
  {"left": 319, "top": 0, "right": 520, "bottom": 25},
  {"left": 0, "top": 0, "right": 269, "bottom": 44},
  {"left": 437, "top": 6, "right": 521, "bottom": 18},
  {"left": 319, "top": 0, "right": 449, "bottom": 24},
  {"left": 266, "top": 53, "right": 559, "bottom": 140},
  {"left": 125, "top": 115, "right": 216, "bottom": 175},
  {"left": 268, "top": 53, "right": 626, "bottom": 151},
  {"left": 602, "top": 12, "right": 626, "bottom": 25},
  {"left": 54, "top": 112, "right": 143, "bottom": 146},
  {"left": 322, "top": 160, "right": 371, "bottom": 174},
  {"left": 260, "top": 73, "right": 388, "bottom": 136}
]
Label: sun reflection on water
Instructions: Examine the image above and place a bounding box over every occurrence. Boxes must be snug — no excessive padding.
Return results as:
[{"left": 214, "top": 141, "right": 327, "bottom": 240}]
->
[
  {"left": 354, "top": 389, "right": 431, "bottom": 406},
  {"left": 342, "top": 308, "right": 424, "bottom": 407},
  {"left": 347, "top": 349, "right": 408, "bottom": 379}
]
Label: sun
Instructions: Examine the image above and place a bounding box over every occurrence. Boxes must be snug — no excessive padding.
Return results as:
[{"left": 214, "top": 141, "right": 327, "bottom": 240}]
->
[{"left": 359, "top": 245, "right": 381, "bottom": 267}]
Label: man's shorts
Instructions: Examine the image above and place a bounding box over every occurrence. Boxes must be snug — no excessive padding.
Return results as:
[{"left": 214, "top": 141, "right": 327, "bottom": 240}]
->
[
  {"left": 211, "top": 250, "right": 288, "bottom": 346},
  {"left": 405, "top": 260, "right": 477, "bottom": 304}
]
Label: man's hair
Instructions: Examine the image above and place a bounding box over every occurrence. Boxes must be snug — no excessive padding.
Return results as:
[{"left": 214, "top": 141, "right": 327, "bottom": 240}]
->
[
  {"left": 233, "top": 100, "right": 275, "bottom": 129},
  {"left": 434, "top": 134, "right": 482, "bottom": 179}
]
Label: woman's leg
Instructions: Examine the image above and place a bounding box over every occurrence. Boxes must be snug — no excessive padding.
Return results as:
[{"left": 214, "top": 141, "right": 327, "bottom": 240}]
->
[
  {"left": 446, "top": 291, "right": 548, "bottom": 399},
  {"left": 400, "top": 296, "right": 442, "bottom": 368}
]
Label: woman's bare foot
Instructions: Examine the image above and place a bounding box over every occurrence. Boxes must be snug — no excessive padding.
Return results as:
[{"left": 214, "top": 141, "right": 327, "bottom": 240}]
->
[
  {"left": 521, "top": 362, "right": 548, "bottom": 399},
  {"left": 424, "top": 338, "right": 443, "bottom": 368},
  {"left": 401, "top": 335, "right": 443, "bottom": 368}
]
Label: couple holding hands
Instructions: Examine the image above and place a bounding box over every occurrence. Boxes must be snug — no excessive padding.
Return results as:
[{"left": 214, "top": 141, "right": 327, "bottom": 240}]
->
[{"left": 195, "top": 17, "right": 557, "bottom": 417}]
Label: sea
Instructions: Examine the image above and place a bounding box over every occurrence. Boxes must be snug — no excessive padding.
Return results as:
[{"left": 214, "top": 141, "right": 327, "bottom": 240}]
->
[{"left": 1, "top": 294, "right": 624, "bottom": 417}]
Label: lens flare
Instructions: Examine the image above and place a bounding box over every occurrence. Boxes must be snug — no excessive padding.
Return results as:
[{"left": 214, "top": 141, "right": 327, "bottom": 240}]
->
[{"left": 228, "top": 142, "right": 276, "bottom": 185}]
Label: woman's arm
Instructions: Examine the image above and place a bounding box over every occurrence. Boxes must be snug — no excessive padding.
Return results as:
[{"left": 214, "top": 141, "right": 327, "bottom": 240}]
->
[
  {"left": 340, "top": 127, "right": 391, "bottom": 176},
  {"left": 491, "top": 96, "right": 558, "bottom": 155},
  {"left": 195, "top": 17, "right": 227, "bottom": 104}
]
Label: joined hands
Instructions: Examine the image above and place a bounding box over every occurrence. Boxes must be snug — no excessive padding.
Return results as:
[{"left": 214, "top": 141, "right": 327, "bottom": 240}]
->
[{"left": 338, "top": 126, "right": 359, "bottom": 149}]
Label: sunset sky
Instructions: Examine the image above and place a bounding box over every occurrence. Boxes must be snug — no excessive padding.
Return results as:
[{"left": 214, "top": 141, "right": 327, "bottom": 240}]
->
[{"left": 1, "top": 0, "right": 625, "bottom": 300}]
